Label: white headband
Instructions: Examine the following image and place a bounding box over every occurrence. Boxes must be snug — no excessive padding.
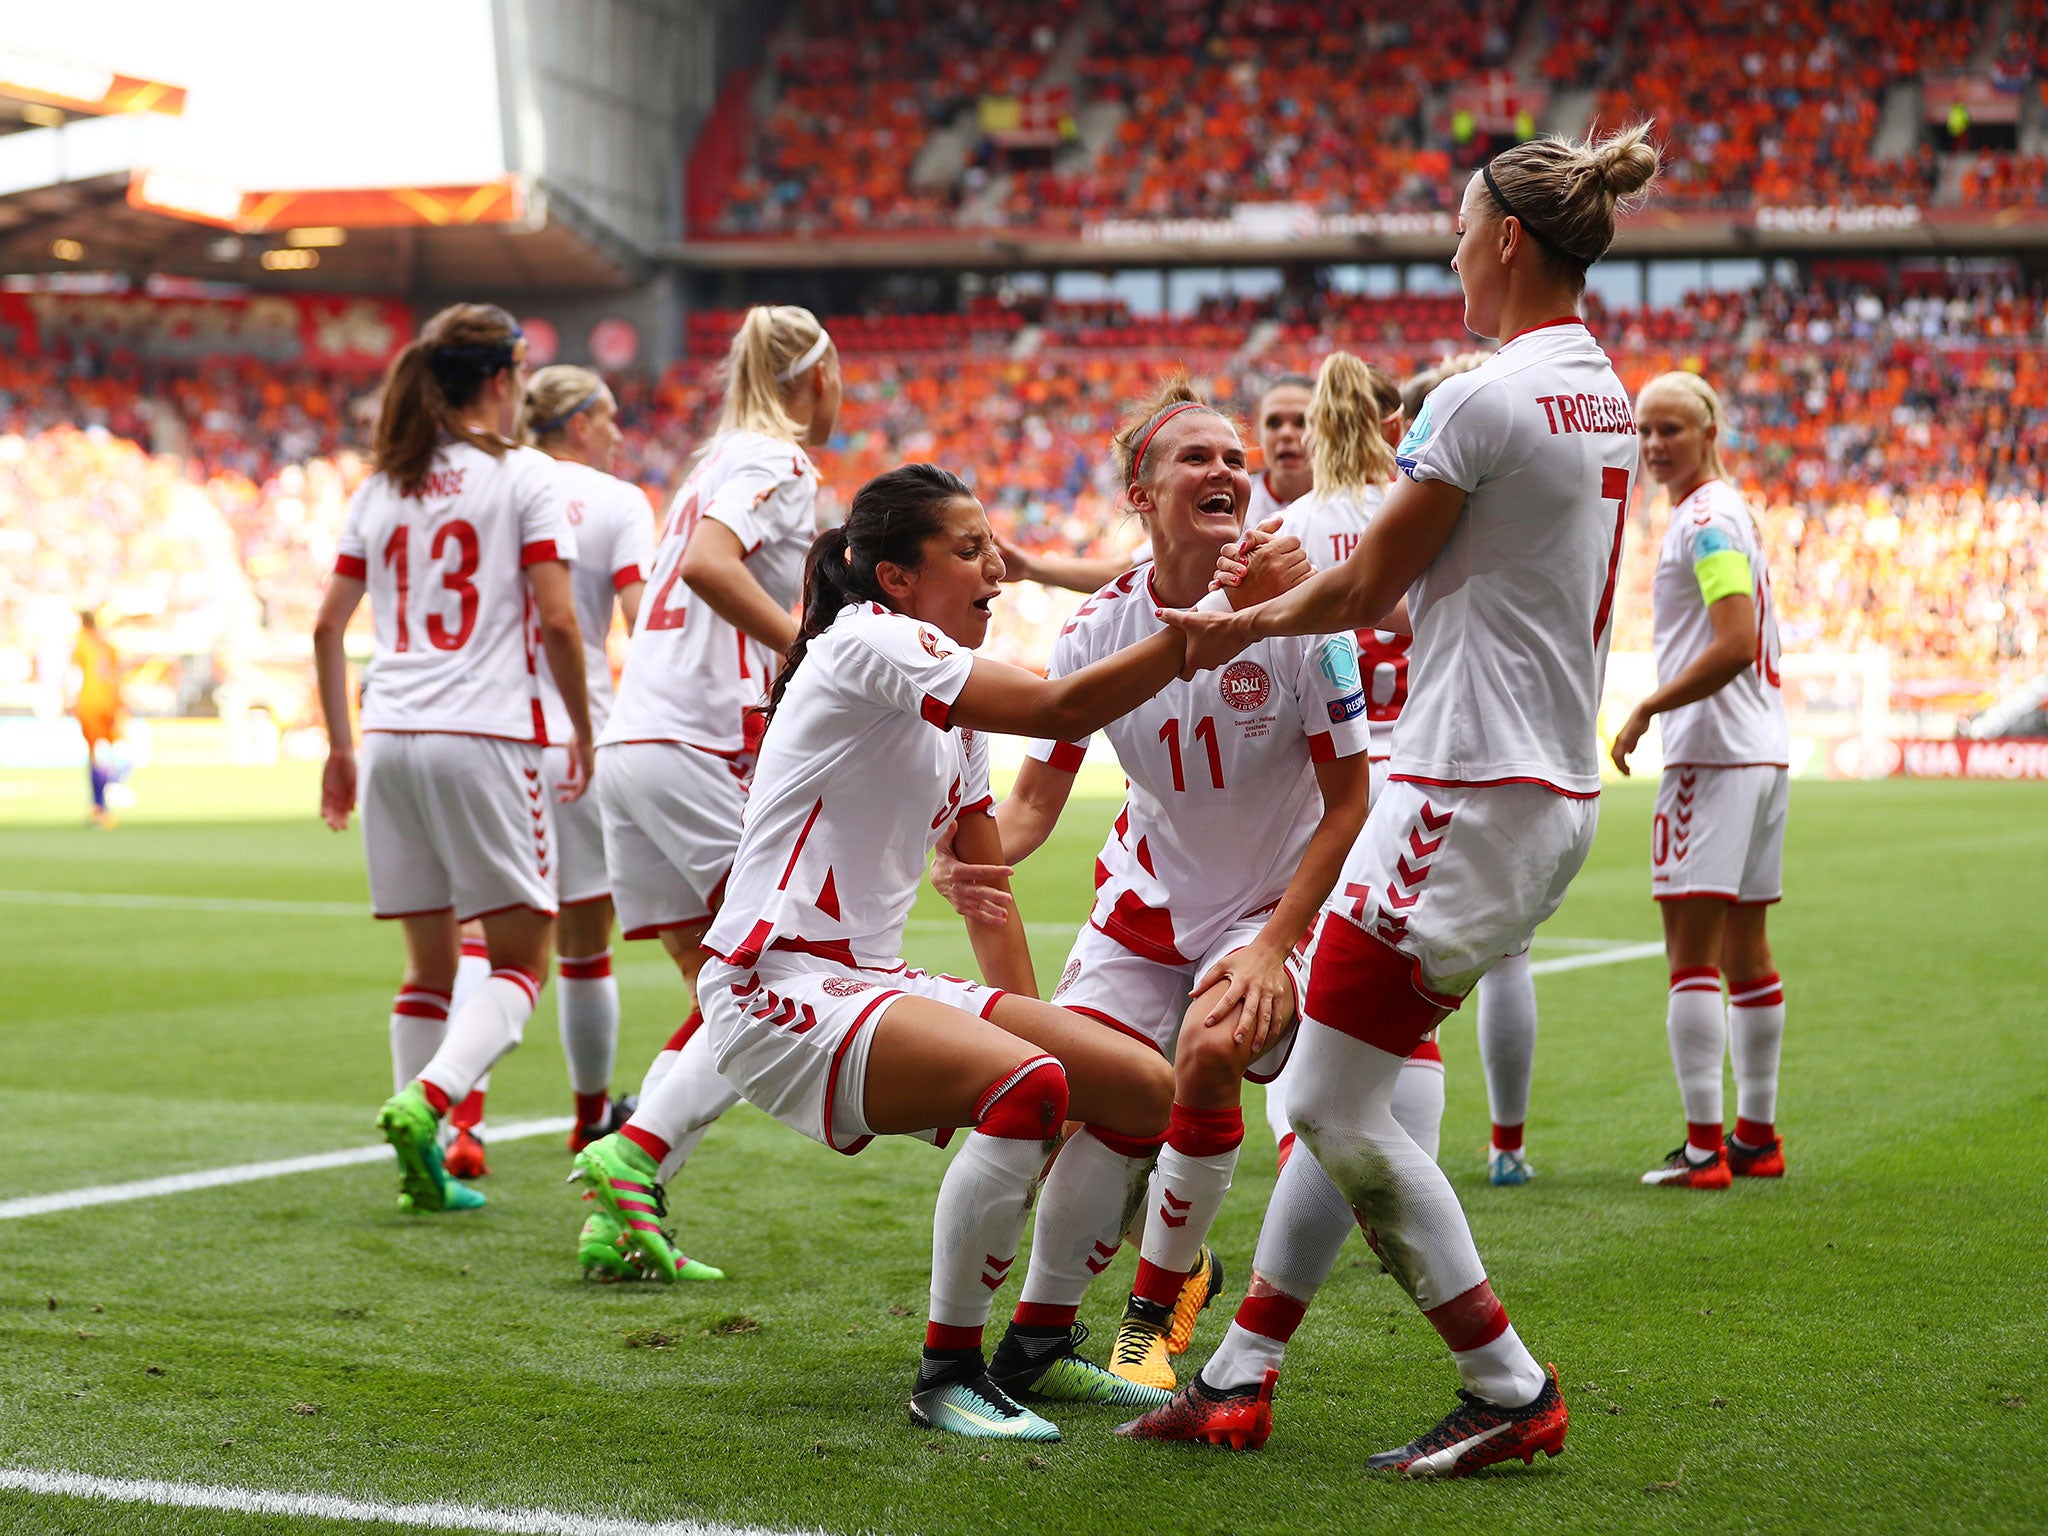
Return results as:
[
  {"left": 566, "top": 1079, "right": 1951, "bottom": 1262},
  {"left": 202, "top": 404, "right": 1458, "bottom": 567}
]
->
[{"left": 776, "top": 331, "right": 832, "bottom": 384}]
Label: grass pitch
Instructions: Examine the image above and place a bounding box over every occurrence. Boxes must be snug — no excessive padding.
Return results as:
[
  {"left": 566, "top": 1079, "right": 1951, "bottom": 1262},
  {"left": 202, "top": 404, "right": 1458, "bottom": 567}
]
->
[{"left": 1, "top": 764, "right": 2044, "bottom": 1535}]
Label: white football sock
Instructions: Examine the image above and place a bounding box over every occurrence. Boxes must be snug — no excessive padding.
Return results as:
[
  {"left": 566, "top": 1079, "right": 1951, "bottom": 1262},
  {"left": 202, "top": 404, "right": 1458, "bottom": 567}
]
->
[
  {"left": 928, "top": 1130, "right": 1048, "bottom": 1332},
  {"left": 452, "top": 945, "right": 491, "bottom": 1013},
  {"left": 1016, "top": 1128, "right": 1156, "bottom": 1315},
  {"left": 556, "top": 951, "right": 619, "bottom": 1097},
  {"left": 388, "top": 987, "right": 450, "bottom": 1094},
  {"left": 1666, "top": 968, "right": 1727, "bottom": 1128},
  {"left": 1455, "top": 1322, "right": 1547, "bottom": 1406},
  {"left": 1476, "top": 949, "right": 1538, "bottom": 1142},
  {"left": 1390, "top": 1052, "right": 1446, "bottom": 1162},
  {"left": 417, "top": 969, "right": 536, "bottom": 1107},
  {"left": 624, "top": 1026, "right": 739, "bottom": 1175},
  {"left": 1136, "top": 1106, "right": 1242, "bottom": 1291},
  {"left": 1198, "top": 1148, "right": 1354, "bottom": 1391},
  {"left": 1729, "top": 973, "right": 1786, "bottom": 1131},
  {"left": 1261, "top": 1068, "right": 1293, "bottom": 1150}
]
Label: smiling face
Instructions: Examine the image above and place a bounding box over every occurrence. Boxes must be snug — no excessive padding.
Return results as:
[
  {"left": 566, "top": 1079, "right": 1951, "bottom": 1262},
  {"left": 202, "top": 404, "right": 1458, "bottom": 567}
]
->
[
  {"left": 1131, "top": 409, "right": 1251, "bottom": 561},
  {"left": 1257, "top": 383, "right": 1311, "bottom": 483},
  {"left": 1636, "top": 385, "right": 1715, "bottom": 489},
  {"left": 882, "top": 494, "right": 1005, "bottom": 650},
  {"left": 1451, "top": 173, "right": 1509, "bottom": 341}
]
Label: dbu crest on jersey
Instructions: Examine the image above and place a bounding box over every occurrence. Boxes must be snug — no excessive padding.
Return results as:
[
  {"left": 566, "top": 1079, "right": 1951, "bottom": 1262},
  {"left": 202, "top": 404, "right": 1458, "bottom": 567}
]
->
[
  {"left": 821, "top": 977, "right": 880, "bottom": 997},
  {"left": 918, "top": 627, "right": 953, "bottom": 660},
  {"left": 1219, "top": 660, "right": 1271, "bottom": 713}
]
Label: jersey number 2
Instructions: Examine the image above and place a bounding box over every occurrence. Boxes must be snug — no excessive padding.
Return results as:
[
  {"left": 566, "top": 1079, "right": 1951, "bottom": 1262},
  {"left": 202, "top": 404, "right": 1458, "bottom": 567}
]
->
[{"left": 382, "top": 520, "right": 478, "bottom": 652}]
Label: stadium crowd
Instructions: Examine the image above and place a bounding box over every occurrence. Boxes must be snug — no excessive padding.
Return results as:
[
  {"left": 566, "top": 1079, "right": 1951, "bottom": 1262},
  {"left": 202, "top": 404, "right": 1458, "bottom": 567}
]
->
[
  {"left": 708, "top": 0, "right": 2048, "bottom": 236},
  {"left": 3, "top": 276, "right": 2044, "bottom": 720}
]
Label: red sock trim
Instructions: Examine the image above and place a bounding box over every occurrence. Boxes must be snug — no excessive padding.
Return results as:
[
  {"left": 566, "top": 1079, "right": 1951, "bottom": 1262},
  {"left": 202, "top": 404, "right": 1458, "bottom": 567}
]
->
[
  {"left": 1669, "top": 964, "right": 1722, "bottom": 996},
  {"left": 1491, "top": 1122, "right": 1524, "bottom": 1152},
  {"left": 1166, "top": 1102, "right": 1244, "bottom": 1158},
  {"left": 1688, "top": 1121, "right": 1726, "bottom": 1154},
  {"left": 1734, "top": 1117, "right": 1775, "bottom": 1147},
  {"left": 1408, "top": 1038, "right": 1444, "bottom": 1065},
  {"left": 490, "top": 966, "right": 543, "bottom": 1007},
  {"left": 1275, "top": 1131, "right": 1296, "bottom": 1170},
  {"left": 973, "top": 1056, "right": 1068, "bottom": 1140},
  {"left": 1425, "top": 1279, "right": 1509, "bottom": 1352},
  {"left": 1131, "top": 1259, "right": 1187, "bottom": 1309},
  {"left": 460, "top": 938, "right": 489, "bottom": 960},
  {"left": 392, "top": 994, "right": 450, "bottom": 1020},
  {"left": 665, "top": 1008, "right": 703, "bottom": 1053},
  {"left": 450, "top": 1090, "right": 485, "bottom": 1129},
  {"left": 574, "top": 1091, "right": 609, "bottom": 1126},
  {"left": 1089, "top": 1124, "right": 1167, "bottom": 1159},
  {"left": 1304, "top": 916, "right": 1457, "bottom": 1055},
  {"left": 620, "top": 1123, "right": 671, "bottom": 1164},
  {"left": 925, "top": 1321, "right": 982, "bottom": 1352},
  {"left": 418, "top": 1080, "right": 451, "bottom": 1116},
  {"left": 1730, "top": 973, "right": 1784, "bottom": 1007},
  {"left": 1233, "top": 1288, "right": 1308, "bottom": 1343},
  {"left": 559, "top": 951, "right": 613, "bottom": 981},
  {"left": 1012, "top": 1301, "right": 1079, "bottom": 1329}
]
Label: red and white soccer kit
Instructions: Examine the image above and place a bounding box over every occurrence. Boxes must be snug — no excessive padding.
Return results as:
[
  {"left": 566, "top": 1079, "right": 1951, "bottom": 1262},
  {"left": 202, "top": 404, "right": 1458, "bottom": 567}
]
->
[
  {"left": 1029, "top": 566, "right": 1372, "bottom": 1075},
  {"left": 1245, "top": 470, "right": 1299, "bottom": 527},
  {"left": 697, "top": 605, "right": 1001, "bottom": 1152},
  {"left": 1316, "top": 318, "right": 1639, "bottom": 1017},
  {"left": 336, "top": 441, "right": 574, "bottom": 921},
  {"left": 1650, "top": 479, "right": 1789, "bottom": 904},
  {"left": 597, "top": 431, "right": 817, "bottom": 937},
  {"left": 537, "top": 458, "right": 654, "bottom": 906}
]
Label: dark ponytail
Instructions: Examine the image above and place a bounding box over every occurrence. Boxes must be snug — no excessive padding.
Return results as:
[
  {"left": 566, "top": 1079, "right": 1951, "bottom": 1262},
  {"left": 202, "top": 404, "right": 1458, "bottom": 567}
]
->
[
  {"left": 374, "top": 303, "right": 524, "bottom": 497},
  {"left": 764, "top": 462, "right": 972, "bottom": 719}
]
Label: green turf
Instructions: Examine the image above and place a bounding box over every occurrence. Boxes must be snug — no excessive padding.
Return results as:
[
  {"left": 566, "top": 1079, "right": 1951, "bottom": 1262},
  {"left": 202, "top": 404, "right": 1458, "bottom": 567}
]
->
[{"left": 1, "top": 770, "right": 2044, "bottom": 1535}]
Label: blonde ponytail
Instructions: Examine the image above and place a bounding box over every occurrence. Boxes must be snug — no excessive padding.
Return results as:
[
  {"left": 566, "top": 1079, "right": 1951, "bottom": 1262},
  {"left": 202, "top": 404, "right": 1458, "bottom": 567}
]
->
[
  {"left": 1482, "top": 121, "right": 1661, "bottom": 281},
  {"left": 1309, "top": 352, "right": 1401, "bottom": 493},
  {"left": 714, "top": 305, "right": 831, "bottom": 443}
]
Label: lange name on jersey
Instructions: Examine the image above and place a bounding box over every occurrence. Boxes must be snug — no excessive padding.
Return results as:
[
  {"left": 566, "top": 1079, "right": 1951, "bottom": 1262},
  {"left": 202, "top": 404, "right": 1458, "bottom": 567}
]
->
[
  {"left": 602, "top": 430, "right": 817, "bottom": 754},
  {"left": 1027, "top": 567, "right": 1371, "bottom": 966},
  {"left": 337, "top": 441, "right": 574, "bottom": 742},
  {"left": 1653, "top": 479, "right": 1789, "bottom": 767},
  {"left": 537, "top": 457, "right": 655, "bottom": 741},
  {"left": 705, "top": 604, "right": 990, "bottom": 970},
  {"left": 1391, "top": 318, "right": 1641, "bottom": 797}
]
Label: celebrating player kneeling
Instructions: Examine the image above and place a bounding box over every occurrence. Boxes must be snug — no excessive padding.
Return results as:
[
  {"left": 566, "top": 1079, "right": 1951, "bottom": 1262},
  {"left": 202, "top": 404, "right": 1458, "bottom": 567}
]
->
[
  {"left": 1120, "top": 125, "right": 1661, "bottom": 1475},
  {"left": 1612, "top": 371, "right": 1791, "bottom": 1188}
]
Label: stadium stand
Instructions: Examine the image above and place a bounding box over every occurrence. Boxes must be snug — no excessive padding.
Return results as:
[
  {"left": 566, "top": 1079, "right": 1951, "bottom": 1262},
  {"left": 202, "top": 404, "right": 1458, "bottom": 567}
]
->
[
  {"left": 3, "top": 277, "right": 2043, "bottom": 718},
  {"left": 702, "top": 0, "right": 2048, "bottom": 235}
]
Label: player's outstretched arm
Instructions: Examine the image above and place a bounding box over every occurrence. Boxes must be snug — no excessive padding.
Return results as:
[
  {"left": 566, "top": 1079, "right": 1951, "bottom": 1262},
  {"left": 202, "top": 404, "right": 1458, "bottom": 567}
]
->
[
  {"left": 949, "top": 625, "right": 1185, "bottom": 743},
  {"left": 952, "top": 810, "right": 1038, "bottom": 997},
  {"left": 680, "top": 519, "right": 801, "bottom": 653},
  {"left": 1612, "top": 592, "right": 1757, "bottom": 773},
  {"left": 996, "top": 532, "right": 1134, "bottom": 594},
  {"left": 528, "top": 559, "right": 595, "bottom": 801},
  {"left": 312, "top": 573, "right": 366, "bottom": 831}
]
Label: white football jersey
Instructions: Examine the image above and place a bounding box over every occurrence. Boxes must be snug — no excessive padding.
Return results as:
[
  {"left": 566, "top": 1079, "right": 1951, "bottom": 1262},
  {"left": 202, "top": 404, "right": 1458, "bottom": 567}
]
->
[
  {"left": 1246, "top": 471, "right": 1300, "bottom": 526},
  {"left": 337, "top": 440, "right": 573, "bottom": 742},
  {"left": 1652, "top": 479, "right": 1789, "bottom": 766},
  {"left": 1392, "top": 318, "right": 1640, "bottom": 796},
  {"left": 601, "top": 430, "right": 818, "bottom": 753},
  {"left": 538, "top": 457, "right": 655, "bottom": 740},
  {"left": 1026, "top": 566, "right": 1371, "bottom": 966},
  {"left": 704, "top": 604, "right": 990, "bottom": 969},
  {"left": 1279, "top": 484, "right": 1410, "bottom": 762}
]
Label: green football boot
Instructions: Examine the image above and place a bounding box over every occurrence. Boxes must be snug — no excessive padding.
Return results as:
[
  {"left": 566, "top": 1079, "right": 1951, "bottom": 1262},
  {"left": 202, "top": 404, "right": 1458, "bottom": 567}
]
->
[
  {"left": 577, "top": 1207, "right": 645, "bottom": 1282},
  {"left": 377, "top": 1083, "right": 486, "bottom": 1214},
  {"left": 568, "top": 1134, "right": 724, "bottom": 1283},
  {"left": 910, "top": 1365, "right": 1061, "bottom": 1441},
  {"left": 989, "top": 1324, "right": 1174, "bottom": 1408}
]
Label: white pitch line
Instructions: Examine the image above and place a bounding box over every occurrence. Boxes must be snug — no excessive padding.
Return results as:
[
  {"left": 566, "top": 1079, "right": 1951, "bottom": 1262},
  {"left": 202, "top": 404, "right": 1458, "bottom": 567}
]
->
[
  {"left": 0, "top": 1118, "right": 573, "bottom": 1222},
  {"left": 0, "top": 1469, "right": 822, "bottom": 1536},
  {"left": 1526, "top": 940, "right": 1667, "bottom": 976}
]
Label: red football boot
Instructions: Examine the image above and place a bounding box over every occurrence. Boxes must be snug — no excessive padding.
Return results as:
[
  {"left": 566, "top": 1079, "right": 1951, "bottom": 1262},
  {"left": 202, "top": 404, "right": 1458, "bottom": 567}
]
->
[
  {"left": 1114, "top": 1368, "right": 1275, "bottom": 1449},
  {"left": 443, "top": 1127, "right": 489, "bottom": 1180},
  {"left": 1365, "top": 1365, "right": 1568, "bottom": 1478},
  {"left": 1727, "top": 1136, "right": 1786, "bottom": 1178},
  {"left": 1640, "top": 1143, "right": 1732, "bottom": 1189}
]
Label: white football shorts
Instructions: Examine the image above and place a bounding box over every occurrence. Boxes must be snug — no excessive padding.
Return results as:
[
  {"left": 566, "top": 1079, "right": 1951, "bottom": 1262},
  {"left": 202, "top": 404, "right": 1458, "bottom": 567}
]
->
[
  {"left": 596, "top": 739, "right": 749, "bottom": 939},
  {"left": 1652, "top": 763, "right": 1787, "bottom": 904},
  {"left": 698, "top": 949, "right": 1004, "bottom": 1154},
  {"left": 1049, "top": 917, "right": 1304, "bottom": 1083},
  {"left": 360, "top": 731, "right": 556, "bottom": 921},
  {"left": 543, "top": 744, "right": 610, "bottom": 907},
  {"left": 1325, "top": 777, "right": 1598, "bottom": 1001}
]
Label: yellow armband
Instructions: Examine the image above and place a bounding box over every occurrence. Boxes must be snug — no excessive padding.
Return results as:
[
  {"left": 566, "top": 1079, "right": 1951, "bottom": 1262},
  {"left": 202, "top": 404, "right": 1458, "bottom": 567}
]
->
[{"left": 1693, "top": 549, "right": 1752, "bottom": 606}]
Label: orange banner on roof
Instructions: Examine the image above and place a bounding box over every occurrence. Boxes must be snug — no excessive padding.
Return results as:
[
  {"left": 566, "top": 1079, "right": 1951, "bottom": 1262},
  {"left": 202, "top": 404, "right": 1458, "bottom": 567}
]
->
[
  {"left": 128, "top": 174, "right": 527, "bottom": 232},
  {"left": 0, "top": 46, "right": 185, "bottom": 116}
]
